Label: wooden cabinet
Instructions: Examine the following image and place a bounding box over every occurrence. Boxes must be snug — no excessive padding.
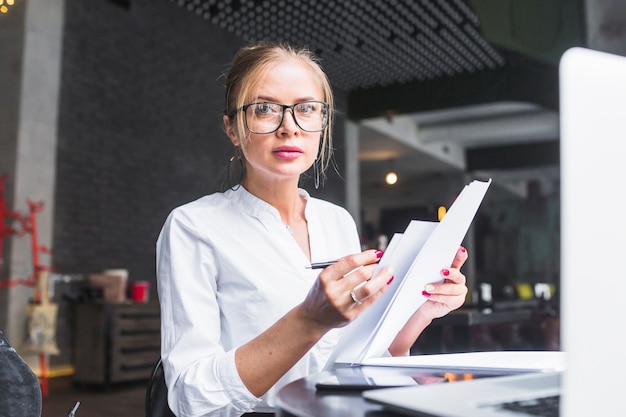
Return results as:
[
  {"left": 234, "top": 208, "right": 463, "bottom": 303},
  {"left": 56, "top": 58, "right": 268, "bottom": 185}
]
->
[{"left": 74, "top": 302, "right": 161, "bottom": 385}]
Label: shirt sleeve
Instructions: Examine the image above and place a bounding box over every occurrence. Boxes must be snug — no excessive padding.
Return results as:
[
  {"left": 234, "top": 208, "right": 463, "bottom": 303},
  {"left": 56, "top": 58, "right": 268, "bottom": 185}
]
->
[{"left": 156, "top": 208, "right": 260, "bottom": 417}]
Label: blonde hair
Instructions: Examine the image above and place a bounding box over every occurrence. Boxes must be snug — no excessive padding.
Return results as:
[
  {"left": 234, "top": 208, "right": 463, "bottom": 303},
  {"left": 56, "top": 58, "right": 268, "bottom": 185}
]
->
[{"left": 223, "top": 41, "right": 335, "bottom": 177}]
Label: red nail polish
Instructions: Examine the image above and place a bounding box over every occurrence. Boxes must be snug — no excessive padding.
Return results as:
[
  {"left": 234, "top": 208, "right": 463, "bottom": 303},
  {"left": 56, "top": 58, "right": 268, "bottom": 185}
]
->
[
  {"left": 422, "top": 290, "right": 431, "bottom": 297},
  {"left": 441, "top": 269, "right": 450, "bottom": 277},
  {"left": 375, "top": 250, "right": 384, "bottom": 259},
  {"left": 459, "top": 246, "right": 466, "bottom": 253},
  {"left": 387, "top": 276, "right": 394, "bottom": 285}
]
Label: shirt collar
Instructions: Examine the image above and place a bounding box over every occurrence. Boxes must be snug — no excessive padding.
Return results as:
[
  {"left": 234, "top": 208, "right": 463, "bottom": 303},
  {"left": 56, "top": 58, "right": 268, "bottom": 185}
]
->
[{"left": 225, "top": 186, "right": 312, "bottom": 225}]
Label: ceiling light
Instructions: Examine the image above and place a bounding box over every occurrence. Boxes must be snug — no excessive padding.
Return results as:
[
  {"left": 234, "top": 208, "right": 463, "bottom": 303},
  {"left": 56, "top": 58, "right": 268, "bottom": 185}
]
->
[{"left": 385, "top": 171, "right": 398, "bottom": 185}]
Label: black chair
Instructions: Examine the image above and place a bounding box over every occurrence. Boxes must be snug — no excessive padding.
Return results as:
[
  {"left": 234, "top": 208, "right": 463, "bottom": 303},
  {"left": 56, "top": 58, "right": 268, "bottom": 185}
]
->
[
  {"left": 0, "top": 331, "right": 42, "bottom": 417},
  {"left": 145, "top": 358, "right": 176, "bottom": 417}
]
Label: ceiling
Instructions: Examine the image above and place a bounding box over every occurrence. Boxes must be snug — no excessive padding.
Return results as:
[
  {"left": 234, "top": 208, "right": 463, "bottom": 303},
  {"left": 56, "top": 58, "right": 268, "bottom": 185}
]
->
[
  {"left": 171, "top": 0, "right": 588, "bottom": 200},
  {"left": 172, "top": 0, "right": 509, "bottom": 90}
]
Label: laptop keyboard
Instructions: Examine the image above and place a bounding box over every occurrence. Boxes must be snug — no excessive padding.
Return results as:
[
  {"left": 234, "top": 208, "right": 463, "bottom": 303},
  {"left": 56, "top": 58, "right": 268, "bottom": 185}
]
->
[{"left": 495, "top": 395, "right": 560, "bottom": 417}]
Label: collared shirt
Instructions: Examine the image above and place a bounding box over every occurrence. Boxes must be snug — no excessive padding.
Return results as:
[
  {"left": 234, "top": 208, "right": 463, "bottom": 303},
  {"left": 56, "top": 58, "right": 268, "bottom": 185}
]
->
[{"left": 156, "top": 186, "right": 361, "bottom": 417}]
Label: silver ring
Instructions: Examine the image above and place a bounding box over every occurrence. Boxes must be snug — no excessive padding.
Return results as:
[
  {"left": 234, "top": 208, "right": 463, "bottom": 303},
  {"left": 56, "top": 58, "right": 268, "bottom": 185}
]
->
[{"left": 350, "top": 290, "right": 362, "bottom": 305}]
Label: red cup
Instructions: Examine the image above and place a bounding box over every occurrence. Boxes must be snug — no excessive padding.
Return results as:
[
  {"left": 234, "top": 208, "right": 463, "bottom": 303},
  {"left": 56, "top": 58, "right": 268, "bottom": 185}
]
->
[{"left": 131, "top": 281, "right": 150, "bottom": 303}]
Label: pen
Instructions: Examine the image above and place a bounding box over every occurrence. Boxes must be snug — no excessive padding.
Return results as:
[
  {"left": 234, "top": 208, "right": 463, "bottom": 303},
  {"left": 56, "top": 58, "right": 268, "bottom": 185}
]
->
[{"left": 307, "top": 260, "right": 338, "bottom": 269}]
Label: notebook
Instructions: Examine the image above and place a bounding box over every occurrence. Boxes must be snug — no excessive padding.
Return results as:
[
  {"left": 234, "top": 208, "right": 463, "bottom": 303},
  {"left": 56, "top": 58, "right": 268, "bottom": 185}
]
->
[{"left": 363, "top": 46, "right": 626, "bottom": 417}]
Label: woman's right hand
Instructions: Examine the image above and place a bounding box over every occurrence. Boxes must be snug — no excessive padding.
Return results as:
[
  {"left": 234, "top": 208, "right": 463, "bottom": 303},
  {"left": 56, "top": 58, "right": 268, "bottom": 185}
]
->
[{"left": 299, "top": 249, "right": 394, "bottom": 331}]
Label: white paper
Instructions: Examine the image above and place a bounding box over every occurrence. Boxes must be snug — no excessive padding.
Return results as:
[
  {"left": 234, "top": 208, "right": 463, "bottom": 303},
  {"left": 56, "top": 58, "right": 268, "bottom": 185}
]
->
[
  {"left": 325, "top": 179, "right": 492, "bottom": 368},
  {"left": 360, "top": 351, "right": 567, "bottom": 373}
]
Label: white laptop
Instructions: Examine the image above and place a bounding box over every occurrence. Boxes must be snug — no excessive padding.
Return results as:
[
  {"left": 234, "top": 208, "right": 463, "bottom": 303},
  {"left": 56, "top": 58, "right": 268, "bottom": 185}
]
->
[{"left": 363, "top": 46, "right": 626, "bottom": 416}]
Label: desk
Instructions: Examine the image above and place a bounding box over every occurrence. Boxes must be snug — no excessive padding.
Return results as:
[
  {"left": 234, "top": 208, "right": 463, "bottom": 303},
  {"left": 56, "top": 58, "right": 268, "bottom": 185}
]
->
[{"left": 275, "top": 366, "right": 507, "bottom": 417}]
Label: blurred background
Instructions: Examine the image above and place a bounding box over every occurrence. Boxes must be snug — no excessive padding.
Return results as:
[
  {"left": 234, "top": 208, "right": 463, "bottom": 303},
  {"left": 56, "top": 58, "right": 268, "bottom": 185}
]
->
[{"left": 1, "top": 0, "right": 625, "bottom": 411}]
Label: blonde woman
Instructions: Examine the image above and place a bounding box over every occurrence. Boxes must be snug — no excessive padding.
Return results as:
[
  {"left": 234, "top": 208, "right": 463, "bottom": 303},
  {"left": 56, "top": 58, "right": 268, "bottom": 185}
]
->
[{"left": 156, "top": 41, "right": 468, "bottom": 417}]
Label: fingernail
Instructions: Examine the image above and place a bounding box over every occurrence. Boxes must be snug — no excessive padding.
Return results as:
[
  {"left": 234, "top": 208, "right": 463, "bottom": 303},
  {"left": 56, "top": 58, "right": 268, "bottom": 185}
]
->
[
  {"left": 459, "top": 246, "right": 466, "bottom": 253},
  {"left": 387, "top": 276, "right": 394, "bottom": 285},
  {"left": 425, "top": 284, "right": 435, "bottom": 292},
  {"left": 441, "top": 269, "right": 450, "bottom": 277},
  {"left": 375, "top": 250, "right": 384, "bottom": 259},
  {"left": 422, "top": 290, "right": 432, "bottom": 297}
]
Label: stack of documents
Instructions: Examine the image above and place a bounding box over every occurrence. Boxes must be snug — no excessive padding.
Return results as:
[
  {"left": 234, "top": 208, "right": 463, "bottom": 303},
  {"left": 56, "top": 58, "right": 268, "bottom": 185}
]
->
[
  {"left": 361, "top": 351, "right": 566, "bottom": 373},
  {"left": 326, "top": 179, "right": 492, "bottom": 368}
]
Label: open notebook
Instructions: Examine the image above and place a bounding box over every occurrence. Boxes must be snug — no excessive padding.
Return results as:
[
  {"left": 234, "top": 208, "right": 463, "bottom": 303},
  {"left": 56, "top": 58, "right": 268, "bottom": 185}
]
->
[
  {"left": 325, "top": 178, "right": 491, "bottom": 369},
  {"left": 363, "top": 46, "right": 626, "bottom": 417}
]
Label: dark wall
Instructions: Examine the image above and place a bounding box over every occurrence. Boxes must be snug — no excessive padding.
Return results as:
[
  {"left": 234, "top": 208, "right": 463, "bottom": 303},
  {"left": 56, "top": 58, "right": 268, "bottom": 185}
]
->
[
  {"left": 53, "top": 0, "right": 348, "bottom": 288},
  {"left": 474, "top": 191, "right": 560, "bottom": 294}
]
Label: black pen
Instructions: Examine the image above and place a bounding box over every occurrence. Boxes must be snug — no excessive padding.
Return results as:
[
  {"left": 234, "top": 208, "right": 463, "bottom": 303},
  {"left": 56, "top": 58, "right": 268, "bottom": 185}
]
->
[{"left": 307, "top": 260, "right": 338, "bottom": 269}]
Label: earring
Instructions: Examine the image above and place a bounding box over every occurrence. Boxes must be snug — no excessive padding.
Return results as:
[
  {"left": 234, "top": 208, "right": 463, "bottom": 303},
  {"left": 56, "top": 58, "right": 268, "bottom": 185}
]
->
[
  {"left": 313, "top": 158, "right": 320, "bottom": 189},
  {"left": 226, "top": 147, "right": 243, "bottom": 191}
]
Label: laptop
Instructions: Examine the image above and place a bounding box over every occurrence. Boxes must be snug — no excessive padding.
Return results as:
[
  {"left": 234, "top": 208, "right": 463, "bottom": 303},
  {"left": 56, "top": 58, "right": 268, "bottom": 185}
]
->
[{"left": 363, "top": 46, "right": 626, "bottom": 416}]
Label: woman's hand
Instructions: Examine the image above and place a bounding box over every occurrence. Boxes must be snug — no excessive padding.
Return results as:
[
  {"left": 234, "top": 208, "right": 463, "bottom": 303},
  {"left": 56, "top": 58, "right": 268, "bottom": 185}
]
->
[
  {"left": 299, "top": 249, "right": 394, "bottom": 332},
  {"left": 237, "top": 249, "right": 392, "bottom": 397},
  {"left": 417, "top": 246, "right": 469, "bottom": 321},
  {"left": 388, "top": 246, "right": 469, "bottom": 356}
]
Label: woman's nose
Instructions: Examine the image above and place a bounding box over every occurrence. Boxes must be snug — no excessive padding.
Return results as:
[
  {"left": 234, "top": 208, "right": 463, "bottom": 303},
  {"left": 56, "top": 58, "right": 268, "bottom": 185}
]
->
[{"left": 277, "top": 109, "right": 299, "bottom": 134}]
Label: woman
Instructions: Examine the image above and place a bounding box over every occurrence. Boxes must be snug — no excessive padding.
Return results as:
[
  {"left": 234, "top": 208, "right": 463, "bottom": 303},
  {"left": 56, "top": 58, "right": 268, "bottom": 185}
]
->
[{"left": 156, "top": 41, "right": 468, "bottom": 417}]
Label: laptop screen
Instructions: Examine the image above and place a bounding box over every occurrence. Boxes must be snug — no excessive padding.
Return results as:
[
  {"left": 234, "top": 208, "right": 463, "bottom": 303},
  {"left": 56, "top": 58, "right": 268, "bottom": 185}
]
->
[{"left": 559, "top": 47, "right": 626, "bottom": 416}]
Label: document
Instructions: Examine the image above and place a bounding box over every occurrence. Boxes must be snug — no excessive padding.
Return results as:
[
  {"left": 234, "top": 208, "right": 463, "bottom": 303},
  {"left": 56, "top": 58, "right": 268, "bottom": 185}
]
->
[
  {"left": 360, "top": 351, "right": 566, "bottom": 373},
  {"left": 325, "top": 179, "right": 492, "bottom": 368}
]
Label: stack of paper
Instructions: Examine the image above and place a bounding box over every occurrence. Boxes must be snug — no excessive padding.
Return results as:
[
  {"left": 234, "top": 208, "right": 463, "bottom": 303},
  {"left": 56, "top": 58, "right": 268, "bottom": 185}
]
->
[
  {"left": 361, "top": 351, "right": 566, "bottom": 373},
  {"left": 325, "top": 179, "right": 492, "bottom": 368}
]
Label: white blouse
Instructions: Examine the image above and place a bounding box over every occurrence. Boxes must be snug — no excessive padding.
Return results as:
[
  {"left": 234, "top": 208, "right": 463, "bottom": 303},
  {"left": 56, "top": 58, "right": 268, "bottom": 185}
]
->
[{"left": 156, "top": 186, "right": 361, "bottom": 417}]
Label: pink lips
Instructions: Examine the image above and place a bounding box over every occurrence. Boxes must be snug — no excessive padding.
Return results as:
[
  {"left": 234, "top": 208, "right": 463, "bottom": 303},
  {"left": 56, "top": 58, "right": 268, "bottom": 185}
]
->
[{"left": 273, "top": 146, "right": 303, "bottom": 160}]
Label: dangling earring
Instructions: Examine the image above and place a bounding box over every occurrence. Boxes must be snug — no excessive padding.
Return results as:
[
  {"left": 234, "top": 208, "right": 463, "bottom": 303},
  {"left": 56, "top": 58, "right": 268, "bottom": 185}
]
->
[
  {"left": 226, "top": 147, "right": 243, "bottom": 191},
  {"left": 313, "top": 158, "right": 320, "bottom": 190}
]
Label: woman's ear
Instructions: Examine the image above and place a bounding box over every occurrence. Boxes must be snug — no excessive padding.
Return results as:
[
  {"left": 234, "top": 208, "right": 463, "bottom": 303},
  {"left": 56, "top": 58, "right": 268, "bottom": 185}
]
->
[{"left": 223, "top": 115, "right": 240, "bottom": 147}]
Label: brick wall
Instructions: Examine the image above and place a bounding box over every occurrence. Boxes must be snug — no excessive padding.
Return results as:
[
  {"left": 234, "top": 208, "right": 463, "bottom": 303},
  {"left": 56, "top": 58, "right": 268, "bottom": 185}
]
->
[{"left": 53, "top": 0, "right": 348, "bottom": 290}]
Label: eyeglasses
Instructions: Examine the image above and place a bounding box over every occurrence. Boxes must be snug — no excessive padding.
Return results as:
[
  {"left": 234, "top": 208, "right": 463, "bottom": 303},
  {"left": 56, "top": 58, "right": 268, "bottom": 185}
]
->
[{"left": 232, "top": 100, "right": 329, "bottom": 134}]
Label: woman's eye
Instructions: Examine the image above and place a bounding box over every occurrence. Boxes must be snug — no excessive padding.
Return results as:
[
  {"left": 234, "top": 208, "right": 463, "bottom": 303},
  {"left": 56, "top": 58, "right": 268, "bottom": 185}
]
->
[
  {"left": 250, "top": 103, "right": 282, "bottom": 117},
  {"left": 255, "top": 104, "right": 275, "bottom": 115},
  {"left": 296, "top": 103, "right": 315, "bottom": 114}
]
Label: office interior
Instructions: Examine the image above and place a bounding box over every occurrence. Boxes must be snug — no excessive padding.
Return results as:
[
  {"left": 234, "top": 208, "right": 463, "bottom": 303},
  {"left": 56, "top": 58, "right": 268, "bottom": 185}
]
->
[{"left": 1, "top": 0, "right": 625, "bottom": 414}]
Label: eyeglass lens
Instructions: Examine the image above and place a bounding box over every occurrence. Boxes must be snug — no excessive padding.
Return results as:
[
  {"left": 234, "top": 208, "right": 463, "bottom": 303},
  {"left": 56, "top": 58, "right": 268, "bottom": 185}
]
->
[{"left": 244, "top": 101, "right": 327, "bottom": 134}]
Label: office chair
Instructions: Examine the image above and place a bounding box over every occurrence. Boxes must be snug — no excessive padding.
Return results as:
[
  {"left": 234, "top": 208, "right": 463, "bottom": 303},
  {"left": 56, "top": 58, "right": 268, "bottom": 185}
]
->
[
  {"left": 145, "top": 358, "right": 176, "bottom": 417},
  {"left": 0, "top": 331, "right": 42, "bottom": 417}
]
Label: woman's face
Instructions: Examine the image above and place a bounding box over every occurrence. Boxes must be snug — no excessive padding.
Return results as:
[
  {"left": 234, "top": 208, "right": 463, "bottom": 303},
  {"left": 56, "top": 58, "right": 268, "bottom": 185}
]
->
[{"left": 225, "top": 57, "right": 324, "bottom": 187}]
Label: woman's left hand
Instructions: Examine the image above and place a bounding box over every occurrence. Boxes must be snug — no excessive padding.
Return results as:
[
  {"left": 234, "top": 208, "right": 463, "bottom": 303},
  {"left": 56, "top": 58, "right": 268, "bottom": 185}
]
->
[
  {"left": 417, "top": 246, "right": 469, "bottom": 321},
  {"left": 388, "top": 246, "right": 469, "bottom": 356},
  {"left": 417, "top": 247, "right": 467, "bottom": 320}
]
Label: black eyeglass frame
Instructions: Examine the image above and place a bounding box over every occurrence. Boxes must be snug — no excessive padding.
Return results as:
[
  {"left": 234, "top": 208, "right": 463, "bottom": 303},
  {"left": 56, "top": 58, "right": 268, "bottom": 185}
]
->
[{"left": 230, "top": 100, "right": 330, "bottom": 134}]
